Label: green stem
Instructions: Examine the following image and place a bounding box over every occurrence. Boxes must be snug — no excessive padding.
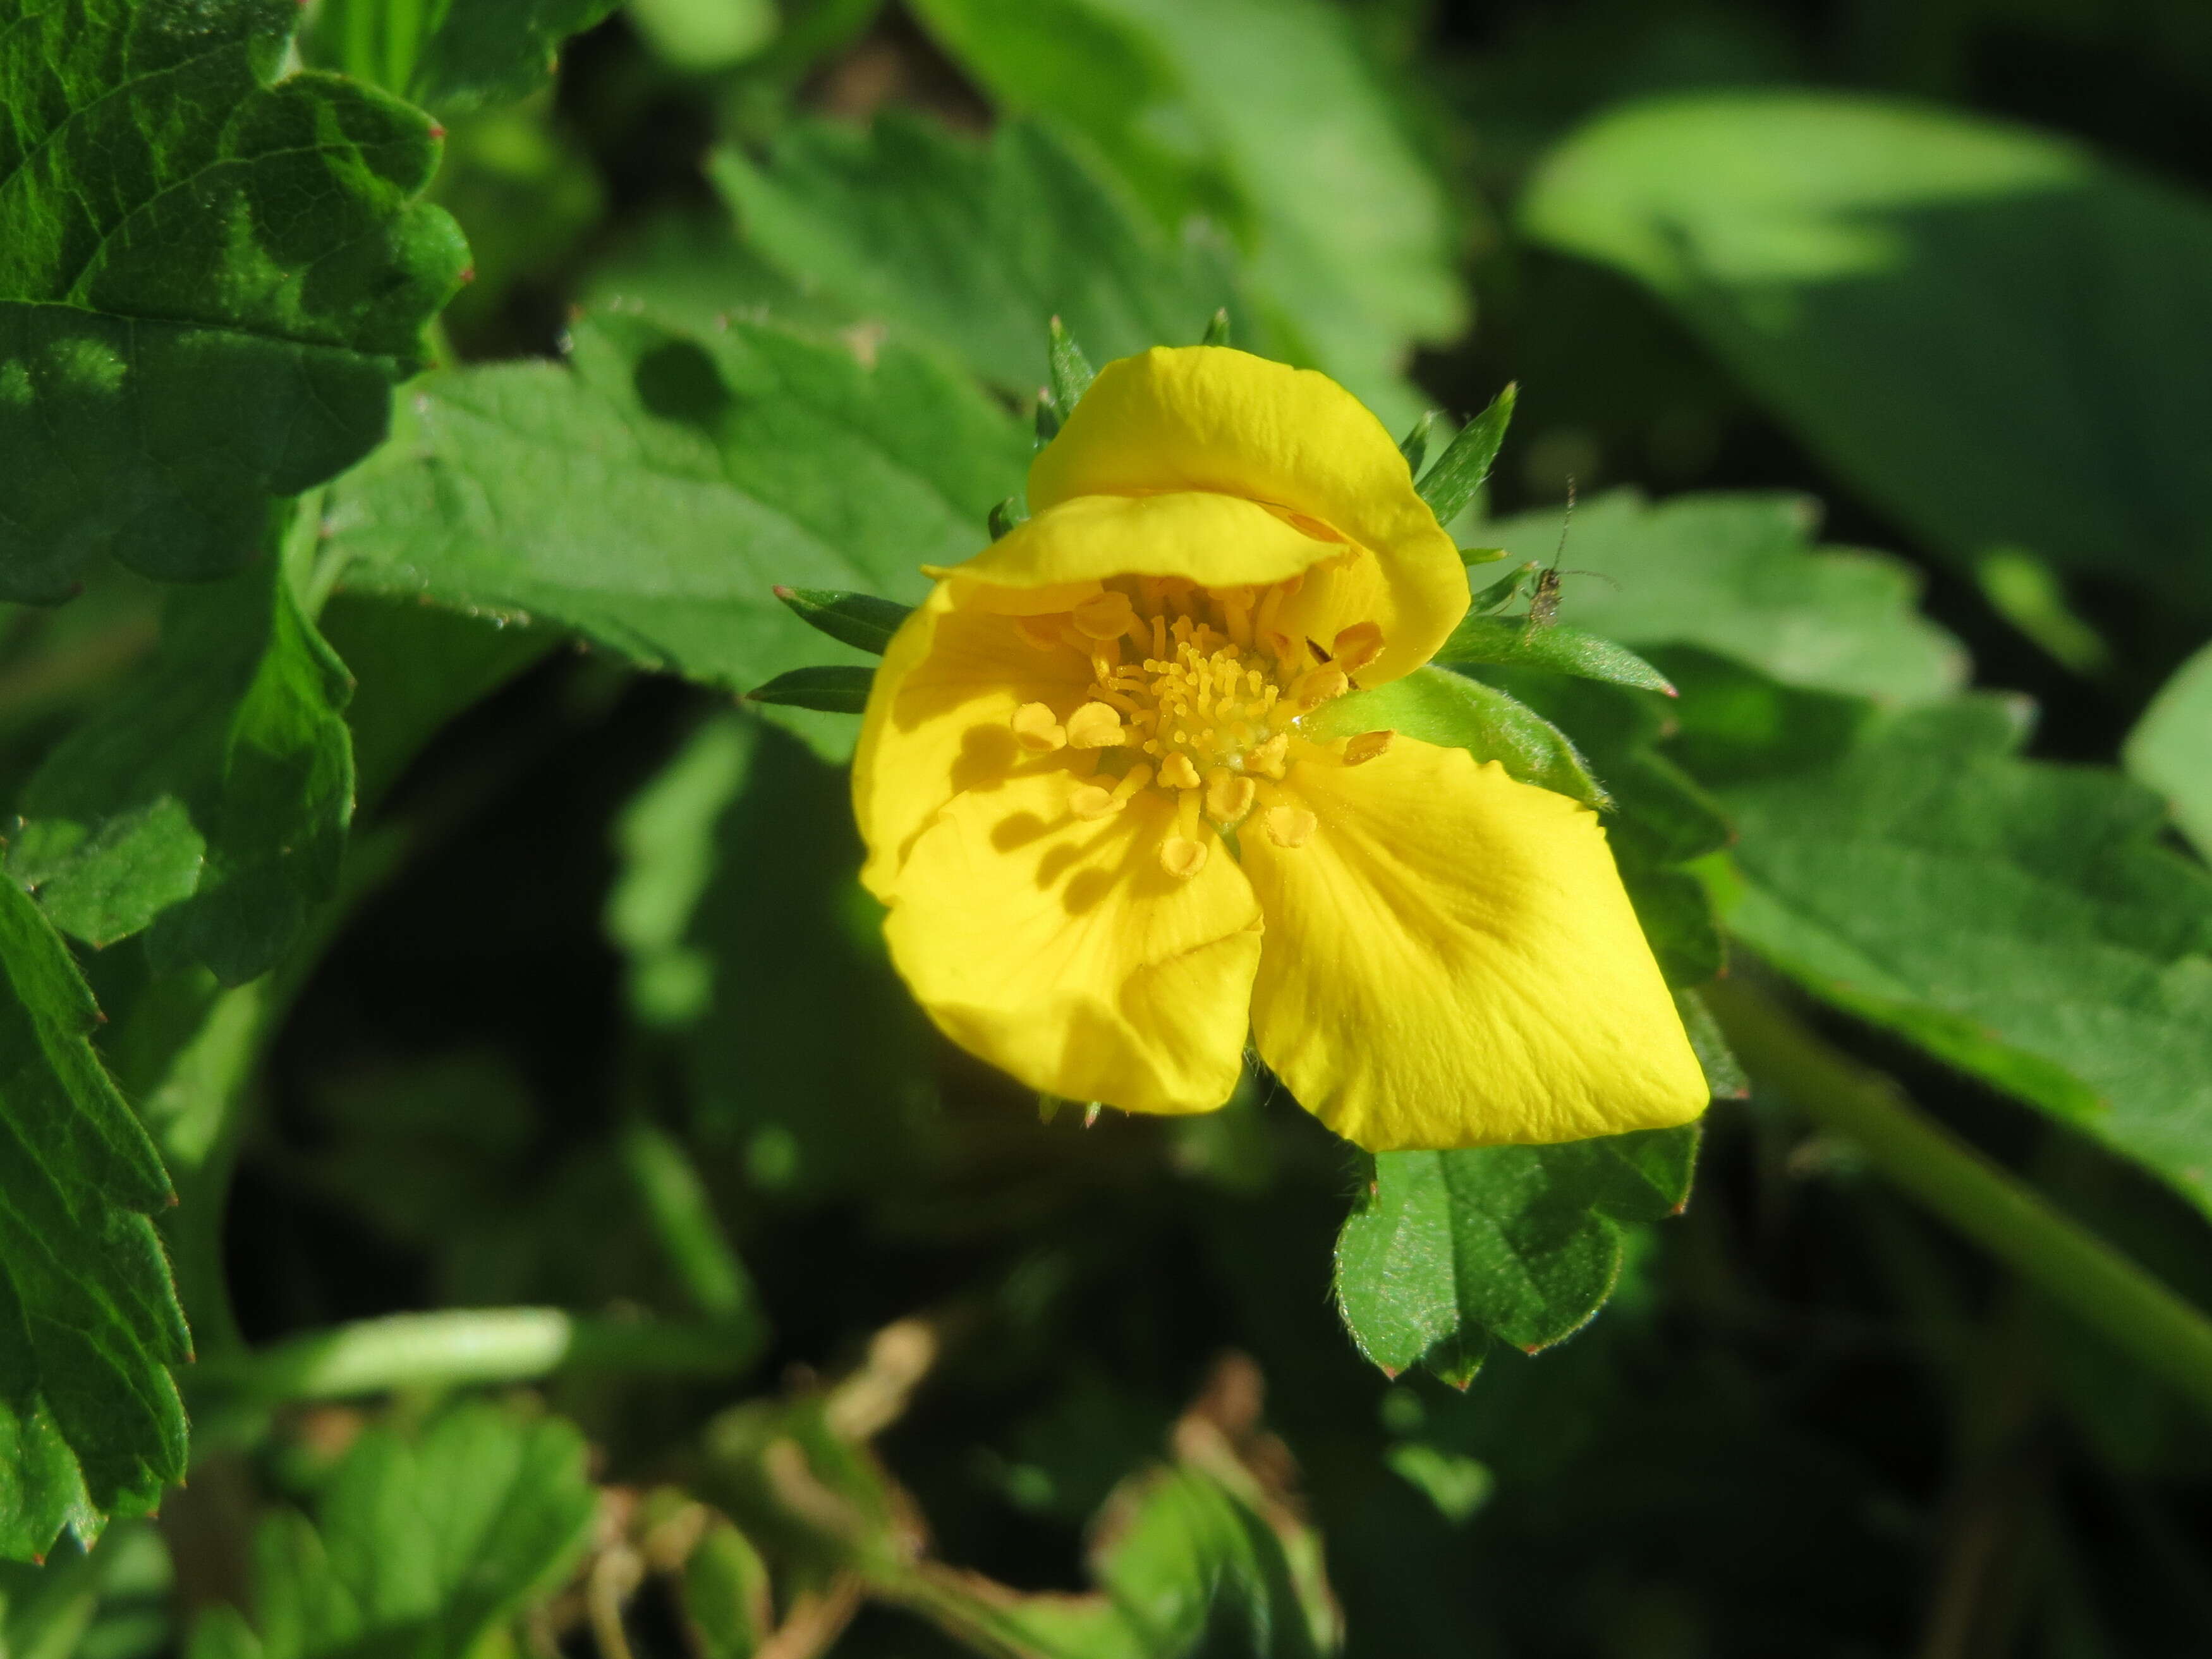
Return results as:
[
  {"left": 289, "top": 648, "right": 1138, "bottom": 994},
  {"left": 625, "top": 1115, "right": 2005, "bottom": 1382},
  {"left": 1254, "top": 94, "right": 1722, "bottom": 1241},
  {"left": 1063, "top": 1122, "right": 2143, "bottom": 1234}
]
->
[
  {"left": 1705, "top": 978, "right": 2212, "bottom": 1422},
  {"left": 188, "top": 1306, "right": 767, "bottom": 1404}
]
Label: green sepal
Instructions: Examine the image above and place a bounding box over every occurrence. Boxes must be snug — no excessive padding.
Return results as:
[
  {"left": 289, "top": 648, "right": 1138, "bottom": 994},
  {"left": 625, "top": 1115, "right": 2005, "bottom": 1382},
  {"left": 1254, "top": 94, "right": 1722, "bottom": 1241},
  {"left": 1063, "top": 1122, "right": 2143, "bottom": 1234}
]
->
[
  {"left": 1309, "top": 666, "right": 1609, "bottom": 810},
  {"left": 987, "top": 497, "right": 1028, "bottom": 540},
  {"left": 1461, "top": 545, "right": 1509, "bottom": 566},
  {"left": 1036, "top": 315, "right": 1096, "bottom": 445},
  {"left": 746, "top": 666, "right": 875, "bottom": 714},
  {"left": 1469, "top": 561, "right": 1539, "bottom": 612},
  {"left": 1434, "top": 614, "right": 1675, "bottom": 695},
  {"left": 1416, "top": 383, "right": 1517, "bottom": 525},
  {"left": 1200, "top": 306, "right": 1232, "bottom": 346},
  {"left": 772, "top": 589, "right": 915, "bottom": 657},
  {"left": 1398, "top": 410, "right": 1440, "bottom": 475}
]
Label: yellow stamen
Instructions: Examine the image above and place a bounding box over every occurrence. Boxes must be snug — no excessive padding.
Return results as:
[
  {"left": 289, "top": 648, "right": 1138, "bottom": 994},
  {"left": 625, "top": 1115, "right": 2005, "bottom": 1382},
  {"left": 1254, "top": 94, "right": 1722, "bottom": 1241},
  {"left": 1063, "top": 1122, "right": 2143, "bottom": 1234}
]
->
[
  {"left": 1069, "top": 783, "right": 1118, "bottom": 820},
  {"left": 1158, "top": 752, "right": 1202, "bottom": 791},
  {"left": 1066, "top": 702, "right": 1126, "bottom": 749},
  {"left": 1205, "top": 769, "right": 1256, "bottom": 825},
  {"left": 1073, "top": 590, "right": 1138, "bottom": 640},
  {"left": 1249, "top": 732, "right": 1290, "bottom": 779},
  {"left": 1011, "top": 702, "right": 1066, "bottom": 754},
  {"left": 1293, "top": 664, "right": 1349, "bottom": 707},
  {"left": 1342, "top": 729, "right": 1394, "bottom": 766},
  {"left": 1160, "top": 788, "right": 1208, "bottom": 879},
  {"left": 1332, "top": 621, "right": 1385, "bottom": 675},
  {"left": 1264, "top": 805, "right": 1317, "bottom": 848}
]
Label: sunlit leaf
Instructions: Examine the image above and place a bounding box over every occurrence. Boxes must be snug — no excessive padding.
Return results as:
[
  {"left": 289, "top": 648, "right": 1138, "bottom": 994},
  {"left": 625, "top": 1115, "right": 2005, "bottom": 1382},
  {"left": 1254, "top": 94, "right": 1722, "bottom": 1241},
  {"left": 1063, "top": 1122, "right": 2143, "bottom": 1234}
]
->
[
  {"left": 710, "top": 114, "right": 1258, "bottom": 399},
  {"left": 1523, "top": 94, "right": 2212, "bottom": 601},
  {"left": 1715, "top": 696, "right": 2212, "bottom": 1218},
  {"left": 324, "top": 310, "right": 1026, "bottom": 701},
  {"left": 2126, "top": 641, "right": 2212, "bottom": 860},
  {"left": 0, "top": 0, "right": 467, "bottom": 599},
  {"left": 1335, "top": 1127, "right": 1700, "bottom": 1383}
]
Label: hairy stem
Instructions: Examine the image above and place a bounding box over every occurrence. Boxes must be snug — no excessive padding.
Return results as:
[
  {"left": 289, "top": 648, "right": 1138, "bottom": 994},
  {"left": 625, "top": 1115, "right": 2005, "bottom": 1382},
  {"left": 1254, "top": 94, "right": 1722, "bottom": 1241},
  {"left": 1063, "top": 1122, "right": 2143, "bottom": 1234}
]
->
[{"left": 1705, "top": 978, "right": 2212, "bottom": 1422}]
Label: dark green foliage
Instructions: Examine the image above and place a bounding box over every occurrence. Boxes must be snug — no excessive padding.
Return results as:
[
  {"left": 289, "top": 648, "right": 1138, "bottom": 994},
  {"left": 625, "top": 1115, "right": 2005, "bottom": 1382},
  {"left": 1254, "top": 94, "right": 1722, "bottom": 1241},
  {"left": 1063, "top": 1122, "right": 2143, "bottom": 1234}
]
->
[
  {"left": 0, "top": 0, "right": 468, "bottom": 599},
  {"left": 9, "top": 550, "right": 355, "bottom": 984},
  {"left": 305, "top": 0, "right": 622, "bottom": 112},
  {"left": 0, "top": 879, "right": 187, "bottom": 1560},
  {"left": 773, "top": 590, "right": 916, "bottom": 657}
]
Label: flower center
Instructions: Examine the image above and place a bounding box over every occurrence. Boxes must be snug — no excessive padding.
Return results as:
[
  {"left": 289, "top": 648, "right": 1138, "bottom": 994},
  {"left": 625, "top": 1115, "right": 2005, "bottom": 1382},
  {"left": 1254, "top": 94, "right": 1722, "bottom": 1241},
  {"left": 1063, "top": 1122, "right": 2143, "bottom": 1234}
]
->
[{"left": 1006, "top": 575, "right": 1395, "bottom": 879}]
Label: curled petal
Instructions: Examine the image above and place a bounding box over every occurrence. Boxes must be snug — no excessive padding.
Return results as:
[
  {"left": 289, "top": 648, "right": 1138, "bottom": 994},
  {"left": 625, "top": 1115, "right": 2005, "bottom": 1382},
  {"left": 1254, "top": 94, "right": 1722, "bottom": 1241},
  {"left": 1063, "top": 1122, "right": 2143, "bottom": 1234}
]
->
[
  {"left": 882, "top": 773, "right": 1263, "bottom": 1115},
  {"left": 1243, "top": 739, "right": 1708, "bottom": 1150},
  {"left": 946, "top": 490, "right": 1329, "bottom": 597},
  {"left": 1028, "top": 347, "right": 1467, "bottom": 681}
]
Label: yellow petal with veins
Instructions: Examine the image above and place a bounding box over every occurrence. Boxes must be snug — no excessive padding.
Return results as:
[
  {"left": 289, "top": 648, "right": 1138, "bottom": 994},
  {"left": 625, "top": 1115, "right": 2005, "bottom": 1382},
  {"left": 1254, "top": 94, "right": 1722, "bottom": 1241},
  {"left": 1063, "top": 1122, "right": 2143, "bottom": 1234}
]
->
[
  {"left": 853, "top": 585, "right": 1092, "bottom": 897},
  {"left": 882, "top": 772, "right": 1263, "bottom": 1115},
  {"left": 1028, "top": 347, "right": 1466, "bottom": 681},
  {"left": 1241, "top": 739, "right": 1707, "bottom": 1150}
]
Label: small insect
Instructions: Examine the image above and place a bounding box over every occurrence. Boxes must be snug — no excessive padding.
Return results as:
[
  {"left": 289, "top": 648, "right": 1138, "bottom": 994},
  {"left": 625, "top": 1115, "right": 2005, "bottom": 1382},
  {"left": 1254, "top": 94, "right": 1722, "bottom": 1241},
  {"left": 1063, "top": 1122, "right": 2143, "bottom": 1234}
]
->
[{"left": 1526, "top": 478, "right": 1616, "bottom": 629}]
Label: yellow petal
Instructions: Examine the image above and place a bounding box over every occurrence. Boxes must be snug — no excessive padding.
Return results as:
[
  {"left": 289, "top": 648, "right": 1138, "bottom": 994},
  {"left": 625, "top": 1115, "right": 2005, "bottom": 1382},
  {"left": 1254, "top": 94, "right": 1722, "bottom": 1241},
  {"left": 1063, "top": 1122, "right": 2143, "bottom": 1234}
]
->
[
  {"left": 882, "top": 772, "right": 1263, "bottom": 1115},
  {"left": 1241, "top": 738, "right": 1708, "bottom": 1150},
  {"left": 1028, "top": 347, "right": 1468, "bottom": 681},
  {"left": 852, "top": 584, "right": 1093, "bottom": 897},
  {"left": 946, "top": 490, "right": 1329, "bottom": 595}
]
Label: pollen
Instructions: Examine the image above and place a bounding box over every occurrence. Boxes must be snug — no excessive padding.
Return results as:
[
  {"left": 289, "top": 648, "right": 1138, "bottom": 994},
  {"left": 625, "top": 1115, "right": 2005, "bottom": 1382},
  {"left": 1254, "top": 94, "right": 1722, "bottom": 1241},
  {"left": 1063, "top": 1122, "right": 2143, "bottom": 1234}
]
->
[
  {"left": 1158, "top": 752, "right": 1202, "bottom": 791},
  {"left": 1011, "top": 702, "right": 1066, "bottom": 753},
  {"left": 1342, "top": 729, "right": 1395, "bottom": 766},
  {"left": 1159, "top": 836, "right": 1210, "bottom": 879}
]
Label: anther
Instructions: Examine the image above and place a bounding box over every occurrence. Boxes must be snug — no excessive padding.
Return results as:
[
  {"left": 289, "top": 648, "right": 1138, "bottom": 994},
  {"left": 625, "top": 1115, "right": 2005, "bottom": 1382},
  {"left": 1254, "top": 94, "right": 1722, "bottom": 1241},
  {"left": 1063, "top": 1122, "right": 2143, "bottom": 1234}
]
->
[
  {"left": 1205, "top": 769, "right": 1256, "bottom": 825},
  {"left": 1158, "top": 753, "right": 1201, "bottom": 791},
  {"left": 1249, "top": 732, "right": 1290, "bottom": 779},
  {"left": 1293, "top": 664, "right": 1349, "bottom": 707},
  {"left": 1073, "top": 590, "right": 1137, "bottom": 640},
  {"left": 1159, "top": 836, "right": 1209, "bottom": 879},
  {"left": 1011, "top": 702, "right": 1066, "bottom": 753},
  {"left": 1342, "top": 729, "right": 1394, "bottom": 766},
  {"left": 1264, "top": 805, "right": 1317, "bottom": 848},
  {"left": 1332, "top": 621, "right": 1385, "bottom": 675},
  {"left": 1069, "top": 783, "right": 1118, "bottom": 820},
  {"left": 1066, "top": 702, "right": 1125, "bottom": 748}
]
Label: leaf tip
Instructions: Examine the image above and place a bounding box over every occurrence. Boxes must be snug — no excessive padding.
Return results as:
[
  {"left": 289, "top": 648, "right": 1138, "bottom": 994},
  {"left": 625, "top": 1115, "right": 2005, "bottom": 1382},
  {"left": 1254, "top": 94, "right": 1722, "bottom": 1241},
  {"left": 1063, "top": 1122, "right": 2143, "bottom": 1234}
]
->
[{"left": 428, "top": 123, "right": 446, "bottom": 140}]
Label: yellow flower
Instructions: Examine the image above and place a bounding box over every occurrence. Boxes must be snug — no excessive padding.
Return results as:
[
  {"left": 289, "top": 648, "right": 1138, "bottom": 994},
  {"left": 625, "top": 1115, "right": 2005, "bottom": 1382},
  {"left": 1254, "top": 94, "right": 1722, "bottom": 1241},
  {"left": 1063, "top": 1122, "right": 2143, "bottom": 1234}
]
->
[{"left": 853, "top": 346, "right": 1708, "bottom": 1151}]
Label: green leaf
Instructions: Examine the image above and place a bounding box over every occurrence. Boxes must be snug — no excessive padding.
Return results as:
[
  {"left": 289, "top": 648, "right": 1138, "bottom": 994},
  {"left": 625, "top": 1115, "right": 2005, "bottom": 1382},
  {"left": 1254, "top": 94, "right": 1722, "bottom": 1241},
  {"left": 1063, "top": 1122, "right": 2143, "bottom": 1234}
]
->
[
  {"left": 193, "top": 1402, "right": 596, "bottom": 1659},
  {"left": 9, "top": 548, "right": 355, "bottom": 985},
  {"left": 2126, "top": 641, "right": 2212, "bottom": 860},
  {"left": 1335, "top": 1127, "right": 1700, "bottom": 1382},
  {"left": 1433, "top": 614, "right": 1673, "bottom": 695},
  {"left": 1714, "top": 698, "right": 2212, "bottom": 1219},
  {"left": 1310, "top": 666, "right": 1608, "bottom": 810},
  {"left": 710, "top": 114, "right": 1259, "bottom": 399},
  {"left": 303, "top": 0, "right": 621, "bottom": 111},
  {"left": 745, "top": 666, "right": 872, "bottom": 715},
  {"left": 772, "top": 589, "right": 914, "bottom": 657},
  {"left": 0, "top": 0, "right": 468, "bottom": 600},
  {"left": 324, "top": 310, "right": 1028, "bottom": 699},
  {"left": 908, "top": 0, "right": 1463, "bottom": 419},
  {"left": 0, "top": 878, "right": 188, "bottom": 1562},
  {"left": 1521, "top": 93, "right": 2212, "bottom": 601},
  {"left": 626, "top": 0, "right": 776, "bottom": 73},
  {"left": 1476, "top": 490, "right": 1967, "bottom": 703},
  {"left": 1414, "top": 384, "right": 1516, "bottom": 526}
]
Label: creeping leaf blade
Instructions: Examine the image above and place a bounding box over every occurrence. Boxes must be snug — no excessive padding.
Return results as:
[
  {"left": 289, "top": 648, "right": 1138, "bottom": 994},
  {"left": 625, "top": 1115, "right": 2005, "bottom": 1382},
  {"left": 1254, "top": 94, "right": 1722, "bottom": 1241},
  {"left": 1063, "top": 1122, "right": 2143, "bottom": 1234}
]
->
[{"left": 0, "top": 881, "right": 188, "bottom": 1560}]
